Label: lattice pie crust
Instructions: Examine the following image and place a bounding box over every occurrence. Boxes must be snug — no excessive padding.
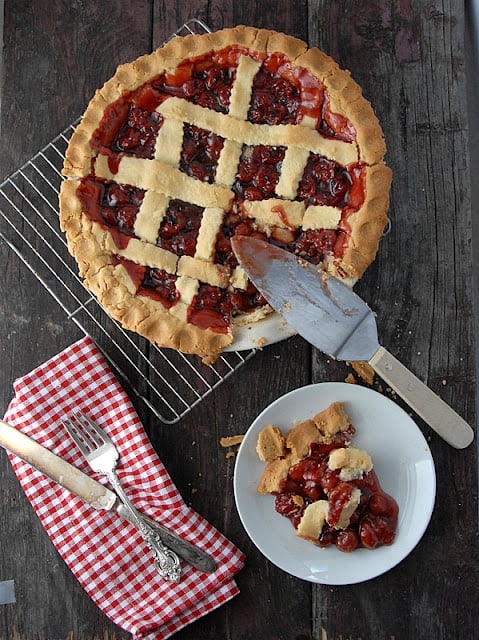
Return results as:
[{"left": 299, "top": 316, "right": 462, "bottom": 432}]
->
[{"left": 59, "top": 26, "right": 392, "bottom": 363}]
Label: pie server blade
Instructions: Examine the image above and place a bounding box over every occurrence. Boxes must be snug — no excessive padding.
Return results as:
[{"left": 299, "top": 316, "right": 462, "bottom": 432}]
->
[
  {"left": 0, "top": 419, "right": 216, "bottom": 572},
  {"left": 231, "top": 236, "right": 474, "bottom": 449}
]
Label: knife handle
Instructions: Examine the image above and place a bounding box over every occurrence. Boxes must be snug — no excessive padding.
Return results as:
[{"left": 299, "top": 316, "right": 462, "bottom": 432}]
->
[
  {"left": 368, "top": 347, "right": 474, "bottom": 449},
  {"left": 0, "top": 419, "right": 116, "bottom": 509}
]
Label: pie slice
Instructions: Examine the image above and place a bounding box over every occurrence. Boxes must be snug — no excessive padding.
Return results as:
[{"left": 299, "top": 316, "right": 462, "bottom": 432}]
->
[
  {"left": 59, "top": 26, "right": 392, "bottom": 363},
  {"left": 257, "top": 402, "right": 399, "bottom": 552}
]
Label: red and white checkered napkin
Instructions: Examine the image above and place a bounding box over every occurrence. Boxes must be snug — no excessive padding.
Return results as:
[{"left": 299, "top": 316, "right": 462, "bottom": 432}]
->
[{"left": 3, "top": 336, "right": 245, "bottom": 640}]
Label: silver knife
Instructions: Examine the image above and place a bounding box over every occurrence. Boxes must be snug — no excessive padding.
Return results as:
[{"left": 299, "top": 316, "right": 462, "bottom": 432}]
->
[
  {"left": 231, "top": 236, "right": 474, "bottom": 450},
  {"left": 0, "top": 419, "right": 216, "bottom": 572}
]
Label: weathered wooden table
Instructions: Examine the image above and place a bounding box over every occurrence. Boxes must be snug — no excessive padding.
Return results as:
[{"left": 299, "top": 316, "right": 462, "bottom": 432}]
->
[{"left": 1, "top": 1, "right": 477, "bottom": 638}]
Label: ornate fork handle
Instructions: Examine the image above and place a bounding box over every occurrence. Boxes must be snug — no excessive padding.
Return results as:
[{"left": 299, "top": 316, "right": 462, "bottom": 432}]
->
[{"left": 108, "top": 470, "right": 181, "bottom": 582}]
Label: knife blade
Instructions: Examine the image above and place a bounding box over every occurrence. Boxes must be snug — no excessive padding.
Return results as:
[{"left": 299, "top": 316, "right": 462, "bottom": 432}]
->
[
  {"left": 0, "top": 419, "right": 216, "bottom": 572},
  {"left": 231, "top": 236, "right": 474, "bottom": 449}
]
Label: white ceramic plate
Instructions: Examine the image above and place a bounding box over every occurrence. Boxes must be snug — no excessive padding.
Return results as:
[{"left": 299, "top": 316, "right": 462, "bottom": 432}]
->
[{"left": 234, "top": 382, "right": 436, "bottom": 585}]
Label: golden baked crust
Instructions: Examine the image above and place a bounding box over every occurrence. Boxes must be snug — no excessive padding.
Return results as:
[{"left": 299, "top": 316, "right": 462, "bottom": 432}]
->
[
  {"left": 296, "top": 500, "right": 328, "bottom": 541},
  {"left": 256, "top": 424, "right": 286, "bottom": 461},
  {"left": 313, "top": 401, "right": 351, "bottom": 439},
  {"left": 60, "top": 25, "right": 391, "bottom": 362},
  {"left": 285, "top": 419, "right": 321, "bottom": 462},
  {"left": 257, "top": 455, "right": 292, "bottom": 494}
]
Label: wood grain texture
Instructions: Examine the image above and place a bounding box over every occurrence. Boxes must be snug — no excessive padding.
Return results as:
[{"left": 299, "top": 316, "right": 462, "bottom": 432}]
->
[{"left": 0, "top": 1, "right": 477, "bottom": 639}]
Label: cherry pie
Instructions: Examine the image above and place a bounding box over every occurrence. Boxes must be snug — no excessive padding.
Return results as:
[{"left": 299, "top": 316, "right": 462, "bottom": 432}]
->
[{"left": 59, "top": 26, "right": 392, "bottom": 363}]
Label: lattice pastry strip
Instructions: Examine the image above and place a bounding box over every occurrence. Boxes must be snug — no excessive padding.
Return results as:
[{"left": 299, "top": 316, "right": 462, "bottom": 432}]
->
[
  {"left": 157, "top": 97, "right": 358, "bottom": 165},
  {"left": 93, "top": 155, "right": 233, "bottom": 210},
  {"left": 133, "top": 191, "right": 169, "bottom": 244}
]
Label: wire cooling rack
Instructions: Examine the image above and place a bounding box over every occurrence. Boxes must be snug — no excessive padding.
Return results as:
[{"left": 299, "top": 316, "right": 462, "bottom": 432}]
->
[{"left": 0, "top": 19, "right": 257, "bottom": 424}]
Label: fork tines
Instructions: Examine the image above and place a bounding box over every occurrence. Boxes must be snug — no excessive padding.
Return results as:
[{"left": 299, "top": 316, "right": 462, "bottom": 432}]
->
[{"left": 63, "top": 412, "right": 107, "bottom": 455}]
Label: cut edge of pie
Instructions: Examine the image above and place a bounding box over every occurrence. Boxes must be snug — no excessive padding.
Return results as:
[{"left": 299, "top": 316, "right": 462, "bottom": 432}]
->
[{"left": 59, "top": 25, "right": 392, "bottom": 364}]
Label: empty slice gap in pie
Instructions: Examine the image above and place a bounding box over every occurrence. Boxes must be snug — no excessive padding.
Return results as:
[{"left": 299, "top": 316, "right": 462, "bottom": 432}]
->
[{"left": 59, "top": 25, "right": 392, "bottom": 364}]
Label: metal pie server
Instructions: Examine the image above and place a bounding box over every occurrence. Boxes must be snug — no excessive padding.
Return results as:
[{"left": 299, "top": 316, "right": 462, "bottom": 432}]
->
[
  {"left": 0, "top": 419, "right": 216, "bottom": 573},
  {"left": 231, "top": 236, "right": 474, "bottom": 449}
]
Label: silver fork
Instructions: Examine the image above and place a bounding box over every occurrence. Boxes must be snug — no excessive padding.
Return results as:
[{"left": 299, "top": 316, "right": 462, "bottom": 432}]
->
[{"left": 62, "top": 412, "right": 181, "bottom": 583}]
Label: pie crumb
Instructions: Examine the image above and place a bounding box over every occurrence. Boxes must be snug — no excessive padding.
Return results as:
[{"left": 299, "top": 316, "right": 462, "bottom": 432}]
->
[
  {"left": 313, "top": 401, "right": 350, "bottom": 438},
  {"left": 220, "top": 435, "right": 244, "bottom": 447},
  {"left": 257, "top": 424, "right": 286, "bottom": 461},
  {"left": 347, "top": 361, "right": 375, "bottom": 385}
]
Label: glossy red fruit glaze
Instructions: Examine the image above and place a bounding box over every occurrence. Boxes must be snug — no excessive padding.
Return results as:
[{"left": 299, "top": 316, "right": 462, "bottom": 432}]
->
[
  {"left": 214, "top": 213, "right": 268, "bottom": 267},
  {"left": 335, "top": 528, "right": 359, "bottom": 552},
  {"left": 156, "top": 199, "right": 203, "bottom": 257},
  {"left": 256, "top": 52, "right": 326, "bottom": 125},
  {"left": 293, "top": 228, "right": 343, "bottom": 264},
  {"left": 116, "top": 106, "right": 162, "bottom": 158},
  {"left": 275, "top": 493, "right": 305, "bottom": 528},
  {"left": 297, "top": 154, "right": 352, "bottom": 208},
  {"left": 111, "top": 256, "right": 180, "bottom": 308},
  {"left": 160, "top": 51, "right": 237, "bottom": 114},
  {"left": 188, "top": 281, "right": 267, "bottom": 333},
  {"left": 180, "top": 124, "right": 224, "bottom": 183},
  {"left": 286, "top": 458, "right": 325, "bottom": 502},
  {"left": 90, "top": 104, "right": 161, "bottom": 162},
  {"left": 234, "top": 145, "right": 286, "bottom": 201},
  {"left": 327, "top": 481, "right": 357, "bottom": 528},
  {"left": 77, "top": 177, "right": 145, "bottom": 250},
  {"left": 319, "top": 94, "right": 357, "bottom": 142},
  {"left": 90, "top": 101, "right": 130, "bottom": 152},
  {"left": 248, "top": 69, "right": 300, "bottom": 125},
  {"left": 187, "top": 284, "right": 231, "bottom": 333},
  {"left": 228, "top": 280, "right": 267, "bottom": 312},
  {"left": 141, "top": 267, "right": 181, "bottom": 307}
]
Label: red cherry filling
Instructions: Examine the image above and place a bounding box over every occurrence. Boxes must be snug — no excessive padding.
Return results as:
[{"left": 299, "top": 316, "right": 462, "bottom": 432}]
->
[
  {"left": 234, "top": 145, "right": 286, "bottom": 201},
  {"left": 188, "top": 282, "right": 267, "bottom": 334},
  {"left": 327, "top": 481, "right": 357, "bottom": 528},
  {"left": 214, "top": 213, "right": 267, "bottom": 267},
  {"left": 180, "top": 124, "right": 224, "bottom": 183},
  {"left": 275, "top": 430, "right": 398, "bottom": 553},
  {"left": 156, "top": 199, "right": 203, "bottom": 257},
  {"left": 293, "top": 228, "right": 347, "bottom": 264},
  {"left": 275, "top": 493, "right": 306, "bottom": 529},
  {"left": 160, "top": 58, "right": 236, "bottom": 114},
  {"left": 248, "top": 68, "right": 300, "bottom": 125},
  {"left": 111, "top": 256, "right": 179, "bottom": 308},
  {"left": 114, "top": 106, "right": 162, "bottom": 158},
  {"left": 318, "top": 95, "right": 357, "bottom": 142},
  {"left": 76, "top": 177, "right": 145, "bottom": 250},
  {"left": 141, "top": 267, "right": 180, "bottom": 307},
  {"left": 297, "top": 154, "right": 352, "bottom": 207}
]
